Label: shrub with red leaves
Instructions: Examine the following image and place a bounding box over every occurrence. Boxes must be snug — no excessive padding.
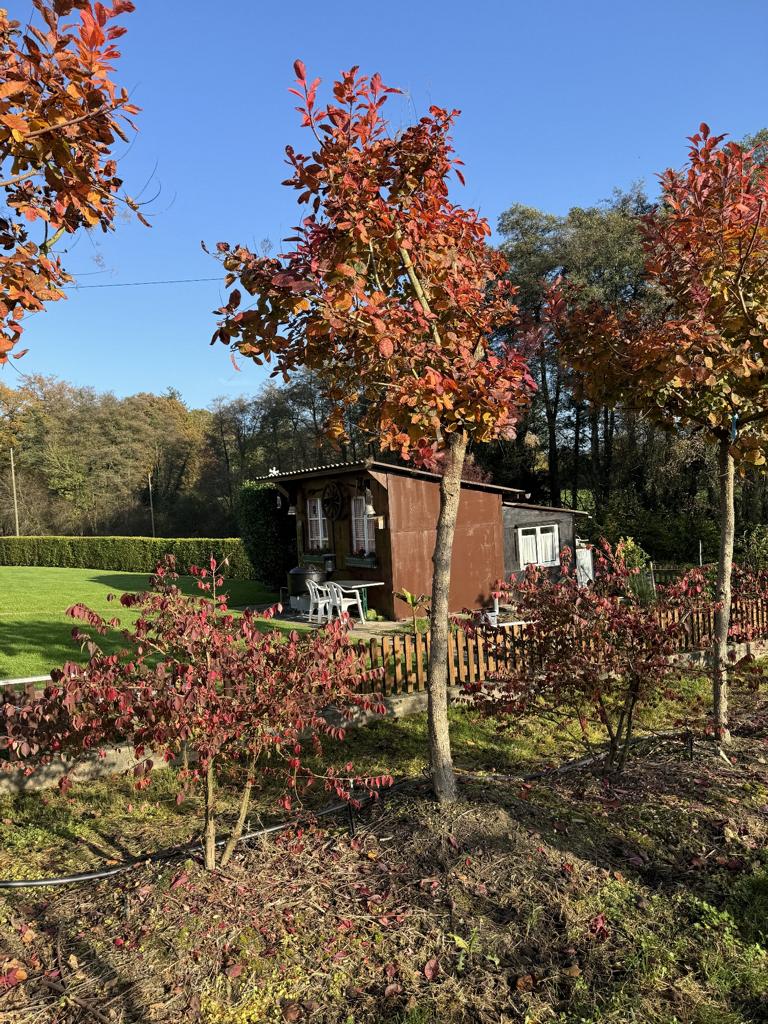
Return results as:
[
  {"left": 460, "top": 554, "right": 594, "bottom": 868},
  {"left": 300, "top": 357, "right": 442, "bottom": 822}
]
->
[
  {"left": 2, "top": 556, "right": 390, "bottom": 869},
  {"left": 467, "top": 542, "right": 681, "bottom": 773}
]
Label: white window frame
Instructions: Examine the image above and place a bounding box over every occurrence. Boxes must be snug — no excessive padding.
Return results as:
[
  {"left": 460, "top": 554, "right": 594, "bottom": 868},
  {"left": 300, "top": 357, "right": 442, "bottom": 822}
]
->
[
  {"left": 306, "top": 496, "right": 329, "bottom": 551},
  {"left": 350, "top": 495, "right": 376, "bottom": 555},
  {"left": 518, "top": 523, "right": 560, "bottom": 568}
]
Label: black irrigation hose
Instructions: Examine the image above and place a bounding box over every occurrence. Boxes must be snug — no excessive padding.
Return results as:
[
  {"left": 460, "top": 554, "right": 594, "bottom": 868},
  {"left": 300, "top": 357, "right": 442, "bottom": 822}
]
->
[{"left": 0, "top": 780, "right": 414, "bottom": 890}]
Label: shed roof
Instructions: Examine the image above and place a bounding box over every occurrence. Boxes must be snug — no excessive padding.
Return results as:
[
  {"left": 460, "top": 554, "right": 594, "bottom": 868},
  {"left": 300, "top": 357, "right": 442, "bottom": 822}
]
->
[
  {"left": 252, "top": 459, "right": 527, "bottom": 497},
  {"left": 503, "top": 500, "right": 591, "bottom": 517}
]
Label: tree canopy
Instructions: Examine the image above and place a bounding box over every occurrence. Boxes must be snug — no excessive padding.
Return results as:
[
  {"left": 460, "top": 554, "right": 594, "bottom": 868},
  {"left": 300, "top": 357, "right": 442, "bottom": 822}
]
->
[{"left": 0, "top": 0, "right": 141, "bottom": 362}]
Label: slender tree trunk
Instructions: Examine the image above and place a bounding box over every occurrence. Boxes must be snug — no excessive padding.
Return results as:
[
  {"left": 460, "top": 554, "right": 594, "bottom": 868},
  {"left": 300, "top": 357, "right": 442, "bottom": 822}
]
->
[
  {"left": 546, "top": 410, "right": 561, "bottom": 507},
  {"left": 427, "top": 430, "right": 468, "bottom": 804},
  {"left": 204, "top": 760, "right": 217, "bottom": 870},
  {"left": 589, "top": 407, "right": 603, "bottom": 521},
  {"left": 713, "top": 434, "right": 735, "bottom": 744},
  {"left": 604, "top": 408, "right": 615, "bottom": 509},
  {"left": 220, "top": 756, "right": 256, "bottom": 868},
  {"left": 571, "top": 403, "right": 581, "bottom": 510},
  {"left": 539, "top": 353, "right": 561, "bottom": 507}
]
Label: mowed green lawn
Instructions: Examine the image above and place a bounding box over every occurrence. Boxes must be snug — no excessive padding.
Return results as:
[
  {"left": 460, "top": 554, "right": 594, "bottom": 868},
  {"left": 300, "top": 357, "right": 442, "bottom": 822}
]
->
[{"left": 0, "top": 566, "right": 280, "bottom": 679}]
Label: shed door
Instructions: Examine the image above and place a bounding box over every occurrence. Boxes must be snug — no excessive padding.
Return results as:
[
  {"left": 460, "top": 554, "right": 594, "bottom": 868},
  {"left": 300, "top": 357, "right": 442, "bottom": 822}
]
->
[{"left": 576, "top": 545, "right": 594, "bottom": 584}]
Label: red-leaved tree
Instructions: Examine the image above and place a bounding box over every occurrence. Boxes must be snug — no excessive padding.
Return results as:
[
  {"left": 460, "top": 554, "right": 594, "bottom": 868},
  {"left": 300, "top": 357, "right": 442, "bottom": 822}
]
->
[
  {"left": 2, "top": 557, "right": 389, "bottom": 870},
  {"left": 554, "top": 126, "right": 768, "bottom": 741},
  {"left": 210, "top": 64, "right": 535, "bottom": 802},
  {"left": 1, "top": 0, "right": 141, "bottom": 361}
]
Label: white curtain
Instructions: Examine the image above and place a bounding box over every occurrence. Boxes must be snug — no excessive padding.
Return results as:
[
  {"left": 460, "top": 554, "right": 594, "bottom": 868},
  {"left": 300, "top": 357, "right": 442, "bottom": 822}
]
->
[
  {"left": 519, "top": 528, "right": 538, "bottom": 567},
  {"left": 538, "top": 526, "right": 558, "bottom": 565}
]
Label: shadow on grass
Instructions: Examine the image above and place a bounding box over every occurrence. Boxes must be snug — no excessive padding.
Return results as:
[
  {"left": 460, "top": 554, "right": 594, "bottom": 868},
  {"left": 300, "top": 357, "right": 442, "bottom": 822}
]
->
[
  {"left": 85, "top": 573, "right": 277, "bottom": 609},
  {"left": 0, "top": 617, "right": 132, "bottom": 679},
  {"left": 1, "top": 574, "right": 282, "bottom": 677}
]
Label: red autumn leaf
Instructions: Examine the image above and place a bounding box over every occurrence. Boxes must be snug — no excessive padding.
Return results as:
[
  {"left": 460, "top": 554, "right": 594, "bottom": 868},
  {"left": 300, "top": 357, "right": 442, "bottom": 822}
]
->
[
  {"left": 589, "top": 913, "right": 609, "bottom": 941},
  {"left": 423, "top": 957, "right": 439, "bottom": 981}
]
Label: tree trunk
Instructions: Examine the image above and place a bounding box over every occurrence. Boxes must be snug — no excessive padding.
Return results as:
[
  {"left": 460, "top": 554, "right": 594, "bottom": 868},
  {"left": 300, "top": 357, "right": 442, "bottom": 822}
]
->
[
  {"left": 427, "top": 430, "right": 468, "bottom": 804},
  {"left": 546, "top": 411, "right": 561, "bottom": 507},
  {"left": 571, "top": 403, "right": 581, "bottom": 510},
  {"left": 204, "top": 760, "right": 217, "bottom": 870},
  {"left": 713, "top": 434, "right": 735, "bottom": 744},
  {"left": 539, "top": 353, "right": 561, "bottom": 507},
  {"left": 220, "top": 757, "right": 256, "bottom": 868}
]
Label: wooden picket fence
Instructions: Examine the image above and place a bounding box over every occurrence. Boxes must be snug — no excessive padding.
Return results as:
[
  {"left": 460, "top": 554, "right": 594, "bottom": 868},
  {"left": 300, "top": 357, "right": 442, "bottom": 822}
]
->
[
  {"left": 5, "top": 597, "right": 768, "bottom": 705},
  {"left": 365, "top": 597, "right": 768, "bottom": 697}
]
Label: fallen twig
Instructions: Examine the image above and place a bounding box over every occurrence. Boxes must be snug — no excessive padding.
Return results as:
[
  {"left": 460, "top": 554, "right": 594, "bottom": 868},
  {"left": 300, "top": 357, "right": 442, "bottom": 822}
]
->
[{"left": 35, "top": 974, "right": 115, "bottom": 1024}]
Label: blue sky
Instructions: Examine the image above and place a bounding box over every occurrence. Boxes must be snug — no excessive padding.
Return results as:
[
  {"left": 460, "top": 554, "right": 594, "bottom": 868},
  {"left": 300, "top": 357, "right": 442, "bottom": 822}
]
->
[{"left": 5, "top": 0, "right": 768, "bottom": 408}]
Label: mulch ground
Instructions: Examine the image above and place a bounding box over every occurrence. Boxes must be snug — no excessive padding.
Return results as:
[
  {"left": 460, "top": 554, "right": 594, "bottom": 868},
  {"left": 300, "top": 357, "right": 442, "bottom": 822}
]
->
[{"left": 2, "top": 700, "right": 768, "bottom": 1023}]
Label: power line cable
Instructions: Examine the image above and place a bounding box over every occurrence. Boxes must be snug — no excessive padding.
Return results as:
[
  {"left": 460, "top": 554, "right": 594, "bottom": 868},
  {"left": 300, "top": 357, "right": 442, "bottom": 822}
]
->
[{"left": 63, "top": 276, "right": 222, "bottom": 290}]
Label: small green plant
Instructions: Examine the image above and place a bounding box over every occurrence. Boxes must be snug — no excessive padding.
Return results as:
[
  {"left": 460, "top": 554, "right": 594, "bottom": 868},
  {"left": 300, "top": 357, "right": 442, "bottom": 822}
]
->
[
  {"left": 393, "top": 588, "right": 430, "bottom": 635},
  {"left": 618, "top": 536, "right": 656, "bottom": 604},
  {"left": 448, "top": 928, "right": 480, "bottom": 972}
]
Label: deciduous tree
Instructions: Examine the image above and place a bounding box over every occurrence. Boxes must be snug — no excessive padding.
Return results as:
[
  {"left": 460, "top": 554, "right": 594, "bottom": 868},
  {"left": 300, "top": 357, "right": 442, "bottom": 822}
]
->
[
  {"left": 556, "top": 126, "right": 768, "bottom": 741},
  {"left": 210, "top": 64, "right": 535, "bottom": 802},
  {"left": 0, "top": 0, "right": 140, "bottom": 361}
]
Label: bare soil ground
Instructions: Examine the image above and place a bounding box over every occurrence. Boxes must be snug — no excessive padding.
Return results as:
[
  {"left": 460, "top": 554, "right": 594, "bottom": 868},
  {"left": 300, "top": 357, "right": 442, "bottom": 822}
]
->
[{"left": 1, "top": 695, "right": 767, "bottom": 1024}]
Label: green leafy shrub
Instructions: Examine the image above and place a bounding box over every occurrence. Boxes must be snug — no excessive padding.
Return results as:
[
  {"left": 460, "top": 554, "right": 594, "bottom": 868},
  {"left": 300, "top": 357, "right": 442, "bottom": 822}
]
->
[
  {"left": 617, "top": 536, "right": 656, "bottom": 604},
  {"left": 237, "top": 482, "right": 297, "bottom": 590},
  {"left": 741, "top": 524, "right": 768, "bottom": 572},
  {"left": 0, "top": 536, "right": 254, "bottom": 579}
]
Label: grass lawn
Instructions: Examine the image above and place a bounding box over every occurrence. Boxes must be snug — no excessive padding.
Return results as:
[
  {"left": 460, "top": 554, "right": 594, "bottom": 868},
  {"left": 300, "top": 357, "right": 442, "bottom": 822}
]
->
[
  {"left": 1, "top": 688, "right": 767, "bottom": 1023},
  {"left": 0, "top": 566, "right": 282, "bottom": 679}
]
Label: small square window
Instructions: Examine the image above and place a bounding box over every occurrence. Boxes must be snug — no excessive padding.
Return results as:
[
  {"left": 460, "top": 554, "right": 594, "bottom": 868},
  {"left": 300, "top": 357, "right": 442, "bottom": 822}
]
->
[{"left": 518, "top": 523, "right": 560, "bottom": 568}]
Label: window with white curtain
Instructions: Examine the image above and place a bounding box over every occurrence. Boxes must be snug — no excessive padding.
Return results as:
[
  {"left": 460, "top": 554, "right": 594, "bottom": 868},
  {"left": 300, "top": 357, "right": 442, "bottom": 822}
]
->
[
  {"left": 306, "top": 497, "right": 329, "bottom": 551},
  {"left": 518, "top": 523, "right": 560, "bottom": 568},
  {"left": 350, "top": 496, "right": 375, "bottom": 554}
]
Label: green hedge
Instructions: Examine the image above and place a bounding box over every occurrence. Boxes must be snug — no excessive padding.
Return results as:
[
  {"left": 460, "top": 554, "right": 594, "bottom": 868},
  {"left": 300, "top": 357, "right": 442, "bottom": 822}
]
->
[{"left": 0, "top": 536, "right": 255, "bottom": 580}]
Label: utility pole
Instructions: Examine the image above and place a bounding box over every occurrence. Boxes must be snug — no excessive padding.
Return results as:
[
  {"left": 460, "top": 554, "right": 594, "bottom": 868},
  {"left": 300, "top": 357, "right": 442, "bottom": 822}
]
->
[
  {"left": 148, "top": 471, "right": 156, "bottom": 538},
  {"left": 9, "top": 447, "right": 19, "bottom": 537}
]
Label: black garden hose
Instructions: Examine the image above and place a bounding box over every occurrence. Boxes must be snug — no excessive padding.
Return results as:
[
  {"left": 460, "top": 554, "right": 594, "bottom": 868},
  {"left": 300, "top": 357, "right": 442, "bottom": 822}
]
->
[{"left": 0, "top": 779, "right": 415, "bottom": 889}]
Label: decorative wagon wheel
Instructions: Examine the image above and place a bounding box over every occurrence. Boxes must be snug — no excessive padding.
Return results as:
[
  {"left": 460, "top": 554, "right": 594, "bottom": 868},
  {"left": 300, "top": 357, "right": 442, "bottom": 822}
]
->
[{"left": 321, "top": 481, "right": 345, "bottom": 520}]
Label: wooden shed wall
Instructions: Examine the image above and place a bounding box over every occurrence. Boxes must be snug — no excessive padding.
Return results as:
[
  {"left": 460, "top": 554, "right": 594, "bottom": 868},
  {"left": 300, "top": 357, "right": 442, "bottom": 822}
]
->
[
  {"left": 382, "top": 473, "right": 505, "bottom": 614},
  {"left": 293, "top": 474, "right": 394, "bottom": 616}
]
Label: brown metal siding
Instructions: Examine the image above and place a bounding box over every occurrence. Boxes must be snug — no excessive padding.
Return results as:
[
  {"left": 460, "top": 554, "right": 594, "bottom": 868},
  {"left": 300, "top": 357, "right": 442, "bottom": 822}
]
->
[{"left": 386, "top": 475, "right": 504, "bottom": 613}]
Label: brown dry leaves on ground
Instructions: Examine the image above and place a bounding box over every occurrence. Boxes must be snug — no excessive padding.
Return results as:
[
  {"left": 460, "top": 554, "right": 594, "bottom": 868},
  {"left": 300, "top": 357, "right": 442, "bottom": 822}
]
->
[{"left": 1, "top": 700, "right": 768, "bottom": 1023}]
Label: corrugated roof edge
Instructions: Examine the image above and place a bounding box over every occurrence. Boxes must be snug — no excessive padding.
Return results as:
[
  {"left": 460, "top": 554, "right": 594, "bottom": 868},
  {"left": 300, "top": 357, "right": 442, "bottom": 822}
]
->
[
  {"left": 250, "top": 459, "right": 526, "bottom": 496},
  {"left": 502, "top": 500, "right": 591, "bottom": 517}
]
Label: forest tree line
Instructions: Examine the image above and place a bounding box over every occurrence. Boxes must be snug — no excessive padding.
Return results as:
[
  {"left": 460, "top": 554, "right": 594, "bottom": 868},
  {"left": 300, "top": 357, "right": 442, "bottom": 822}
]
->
[{"left": 3, "top": 165, "right": 768, "bottom": 562}]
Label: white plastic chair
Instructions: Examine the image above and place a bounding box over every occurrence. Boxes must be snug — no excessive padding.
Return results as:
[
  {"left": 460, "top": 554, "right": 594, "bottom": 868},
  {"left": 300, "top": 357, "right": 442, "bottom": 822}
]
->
[
  {"left": 328, "top": 582, "right": 365, "bottom": 623},
  {"left": 306, "top": 579, "right": 331, "bottom": 623}
]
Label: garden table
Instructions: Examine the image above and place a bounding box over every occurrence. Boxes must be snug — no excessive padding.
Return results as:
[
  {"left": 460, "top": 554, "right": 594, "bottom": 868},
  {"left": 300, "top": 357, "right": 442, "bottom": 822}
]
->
[{"left": 331, "top": 580, "right": 385, "bottom": 617}]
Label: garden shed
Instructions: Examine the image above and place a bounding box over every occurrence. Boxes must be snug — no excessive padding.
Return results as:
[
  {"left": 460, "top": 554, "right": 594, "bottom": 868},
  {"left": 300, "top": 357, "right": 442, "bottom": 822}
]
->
[{"left": 257, "top": 460, "right": 589, "bottom": 620}]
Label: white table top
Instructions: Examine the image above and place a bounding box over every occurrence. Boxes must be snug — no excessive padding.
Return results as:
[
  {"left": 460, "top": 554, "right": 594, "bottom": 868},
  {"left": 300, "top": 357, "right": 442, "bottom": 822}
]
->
[{"left": 332, "top": 580, "right": 386, "bottom": 589}]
